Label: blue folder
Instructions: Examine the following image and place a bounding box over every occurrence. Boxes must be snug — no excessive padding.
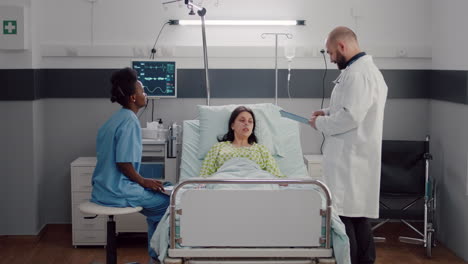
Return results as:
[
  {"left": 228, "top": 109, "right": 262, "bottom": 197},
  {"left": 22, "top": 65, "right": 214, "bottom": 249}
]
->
[{"left": 280, "top": 110, "right": 309, "bottom": 125}]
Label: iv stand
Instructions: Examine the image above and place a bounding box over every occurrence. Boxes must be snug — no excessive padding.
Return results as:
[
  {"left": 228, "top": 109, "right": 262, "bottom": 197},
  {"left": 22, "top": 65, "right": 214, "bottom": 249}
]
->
[
  {"left": 261, "top": 33, "right": 293, "bottom": 105},
  {"left": 163, "top": 0, "right": 211, "bottom": 106}
]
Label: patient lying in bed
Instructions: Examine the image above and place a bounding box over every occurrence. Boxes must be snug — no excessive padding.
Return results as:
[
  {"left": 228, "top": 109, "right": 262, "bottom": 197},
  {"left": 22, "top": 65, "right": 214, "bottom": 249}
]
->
[
  {"left": 151, "top": 104, "right": 351, "bottom": 264},
  {"left": 199, "top": 105, "right": 285, "bottom": 178}
]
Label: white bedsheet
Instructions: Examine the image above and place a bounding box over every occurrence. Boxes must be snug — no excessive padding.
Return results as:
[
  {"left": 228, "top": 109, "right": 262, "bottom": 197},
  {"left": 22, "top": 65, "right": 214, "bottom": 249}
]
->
[{"left": 151, "top": 158, "right": 350, "bottom": 264}]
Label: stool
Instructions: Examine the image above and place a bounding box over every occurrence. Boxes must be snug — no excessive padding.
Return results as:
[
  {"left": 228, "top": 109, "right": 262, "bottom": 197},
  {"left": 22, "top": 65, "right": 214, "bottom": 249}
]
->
[{"left": 79, "top": 201, "right": 143, "bottom": 264}]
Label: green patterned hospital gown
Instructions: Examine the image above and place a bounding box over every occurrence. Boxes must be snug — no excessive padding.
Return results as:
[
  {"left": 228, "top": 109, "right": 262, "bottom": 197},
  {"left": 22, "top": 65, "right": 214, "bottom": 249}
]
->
[{"left": 199, "top": 141, "right": 284, "bottom": 178}]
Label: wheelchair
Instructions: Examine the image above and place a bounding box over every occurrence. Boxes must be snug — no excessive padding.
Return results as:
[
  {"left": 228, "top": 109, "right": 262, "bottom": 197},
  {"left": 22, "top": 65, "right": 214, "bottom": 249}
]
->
[{"left": 372, "top": 135, "right": 437, "bottom": 257}]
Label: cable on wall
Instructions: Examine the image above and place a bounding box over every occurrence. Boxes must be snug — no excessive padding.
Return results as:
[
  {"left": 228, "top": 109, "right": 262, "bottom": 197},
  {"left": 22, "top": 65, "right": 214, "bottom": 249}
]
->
[
  {"left": 150, "top": 21, "right": 170, "bottom": 59},
  {"left": 138, "top": 101, "right": 149, "bottom": 120},
  {"left": 151, "top": 99, "right": 155, "bottom": 121}
]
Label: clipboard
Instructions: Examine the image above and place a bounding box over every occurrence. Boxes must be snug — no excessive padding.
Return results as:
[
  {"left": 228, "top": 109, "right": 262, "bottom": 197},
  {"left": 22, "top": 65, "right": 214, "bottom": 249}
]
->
[{"left": 280, "top": 110, "right": 310, "bottom": 125}]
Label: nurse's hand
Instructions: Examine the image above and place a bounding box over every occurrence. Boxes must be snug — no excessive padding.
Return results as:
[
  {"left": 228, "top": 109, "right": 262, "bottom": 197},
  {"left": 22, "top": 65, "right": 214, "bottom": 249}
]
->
[{"left": 141, "top": 178, "right": 165, "bottom": 192}]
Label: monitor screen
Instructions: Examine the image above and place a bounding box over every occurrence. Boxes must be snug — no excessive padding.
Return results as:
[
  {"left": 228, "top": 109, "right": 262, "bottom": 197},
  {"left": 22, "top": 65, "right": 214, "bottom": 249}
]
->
[{"left": 132, "top": 60, "right": 177, "bottom": 98}]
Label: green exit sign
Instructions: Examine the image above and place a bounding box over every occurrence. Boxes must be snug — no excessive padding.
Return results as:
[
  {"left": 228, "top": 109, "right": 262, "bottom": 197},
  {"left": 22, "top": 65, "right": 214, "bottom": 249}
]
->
[{"left": 3, "top": 20, "right": 17, "bottom": 35}]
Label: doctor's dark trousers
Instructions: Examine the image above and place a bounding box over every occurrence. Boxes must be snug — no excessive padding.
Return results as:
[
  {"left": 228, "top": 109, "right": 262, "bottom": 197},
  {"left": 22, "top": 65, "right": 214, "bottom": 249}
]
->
[{"left": 339, "top": 216, "right": 376, "bottom": 264}]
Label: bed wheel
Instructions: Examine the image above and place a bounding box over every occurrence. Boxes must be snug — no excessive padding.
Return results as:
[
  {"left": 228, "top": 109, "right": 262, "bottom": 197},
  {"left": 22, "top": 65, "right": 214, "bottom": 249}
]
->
[{"left": 426, "top": 231, "right": 433, "bottom": 258}]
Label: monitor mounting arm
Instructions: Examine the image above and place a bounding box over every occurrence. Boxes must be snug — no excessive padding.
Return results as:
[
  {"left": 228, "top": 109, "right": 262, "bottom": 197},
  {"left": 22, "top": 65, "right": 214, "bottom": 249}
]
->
[{"left": 163, "top": 0, "right": 211, "bottom": 105}]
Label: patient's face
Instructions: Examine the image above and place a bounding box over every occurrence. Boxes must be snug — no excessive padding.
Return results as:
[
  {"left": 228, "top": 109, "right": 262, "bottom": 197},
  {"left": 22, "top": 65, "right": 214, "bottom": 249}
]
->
[{"left": 231, "top": 111, "right": 254, "bottom": 140}]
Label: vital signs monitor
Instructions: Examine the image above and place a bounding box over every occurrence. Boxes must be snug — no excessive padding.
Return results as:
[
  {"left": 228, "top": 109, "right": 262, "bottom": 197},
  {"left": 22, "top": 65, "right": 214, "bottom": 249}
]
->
[{"left": 132, "top": 60, "right": 177, "bottom": 98}]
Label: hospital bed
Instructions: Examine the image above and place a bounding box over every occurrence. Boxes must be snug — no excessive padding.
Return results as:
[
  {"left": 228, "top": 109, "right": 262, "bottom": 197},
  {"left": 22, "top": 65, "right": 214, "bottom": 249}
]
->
[{"left": 154, "top": 104, "right": 346, "bottom": 264}]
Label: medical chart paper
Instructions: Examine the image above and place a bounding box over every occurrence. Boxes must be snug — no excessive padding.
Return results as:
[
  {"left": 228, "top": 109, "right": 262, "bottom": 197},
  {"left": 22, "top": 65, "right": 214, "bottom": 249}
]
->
[{"left": 280, "top": 110, "right": 309, "bottom": 124}]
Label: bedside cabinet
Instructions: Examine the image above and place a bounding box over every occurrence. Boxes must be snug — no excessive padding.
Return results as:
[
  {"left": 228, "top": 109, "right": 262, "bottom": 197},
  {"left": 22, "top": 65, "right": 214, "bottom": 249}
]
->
[
  {"left": 71, "top": 141, "right": 178, "bottom": 246},
  {"left": 71, "top": 157, "right": 147, "bottom": 247},
  {"left": 71, "top": 157, "right": 106, "bottom": 246},
  {"left": 303, "top": 154, "right": 323, "bottom": 180}
]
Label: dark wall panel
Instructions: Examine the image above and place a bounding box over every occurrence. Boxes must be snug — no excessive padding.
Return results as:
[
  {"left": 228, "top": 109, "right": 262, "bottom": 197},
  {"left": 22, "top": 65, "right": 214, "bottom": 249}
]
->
[
  {"left": 1, "top": 69, "right": 40, "bottom": 100},
  {"left": 430, "top": 70, "right": 468, "bottom": 104},
  {"left": 0, "top": 68, "right": 462, "bottom": 103},
  {"left": 382, "top": 70, "right": 430, "bottom": 99},
  {"left": 39, "top": 69, "right": 115, "bottom": 98},
  {"left": 177, "top": 69, "right": 206, "bottom": 98}
]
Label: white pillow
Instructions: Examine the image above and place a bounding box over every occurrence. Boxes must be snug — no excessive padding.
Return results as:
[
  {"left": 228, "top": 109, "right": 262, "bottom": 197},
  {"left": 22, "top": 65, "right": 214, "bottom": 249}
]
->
[
  {"left": 273, "top": 117, "right": 309, "bottom": 178},
  {"left": 180, "top": 118, "right": 308, "bottom": 180},
  {"left": 179, "top": 120, "right": 203, "bottom": 181},
  {"left": 197, "top": 103, "right": 283, "bottom": 160}
]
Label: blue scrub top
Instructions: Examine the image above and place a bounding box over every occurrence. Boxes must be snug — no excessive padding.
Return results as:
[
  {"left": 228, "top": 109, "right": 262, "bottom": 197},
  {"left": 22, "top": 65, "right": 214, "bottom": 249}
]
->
[{"left": 91, "top": 108, "right": 144, "bottom": 207}]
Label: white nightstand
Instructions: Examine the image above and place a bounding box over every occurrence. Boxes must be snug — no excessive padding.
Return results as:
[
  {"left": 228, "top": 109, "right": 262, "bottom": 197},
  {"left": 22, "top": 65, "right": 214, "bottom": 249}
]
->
[
  {"left": 71, "top": 157, "right": 107, "bottom": 246},
  {"left": 303, "top": 154, "right": 323, "bottom": 180},
  {"left": 70, "top": 140, "right": 179, "bottom": 246}
]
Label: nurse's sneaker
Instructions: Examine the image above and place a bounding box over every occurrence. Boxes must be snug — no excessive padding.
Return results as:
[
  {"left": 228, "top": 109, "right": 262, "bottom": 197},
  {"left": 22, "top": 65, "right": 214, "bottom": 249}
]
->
[{"left": 149, "top": 258, "right": 160, "bottom": 264}]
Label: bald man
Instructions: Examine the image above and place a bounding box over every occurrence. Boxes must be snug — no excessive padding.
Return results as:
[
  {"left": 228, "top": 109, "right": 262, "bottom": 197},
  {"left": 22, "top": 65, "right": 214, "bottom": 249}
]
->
[{"left": 309, "top": 27, "right": 388, "bottom": 264}]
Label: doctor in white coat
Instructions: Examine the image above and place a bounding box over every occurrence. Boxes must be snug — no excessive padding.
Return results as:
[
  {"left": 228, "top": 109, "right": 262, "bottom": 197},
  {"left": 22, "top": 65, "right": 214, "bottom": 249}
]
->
[{"left": 310, "top": 26, "right": 387, "bottom": 264}]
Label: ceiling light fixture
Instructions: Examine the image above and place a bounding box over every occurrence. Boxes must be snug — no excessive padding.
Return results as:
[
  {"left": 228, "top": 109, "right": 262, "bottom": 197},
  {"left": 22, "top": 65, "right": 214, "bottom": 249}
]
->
[{"left": 169, "top": 20, "right": 306, "bottom": 26}]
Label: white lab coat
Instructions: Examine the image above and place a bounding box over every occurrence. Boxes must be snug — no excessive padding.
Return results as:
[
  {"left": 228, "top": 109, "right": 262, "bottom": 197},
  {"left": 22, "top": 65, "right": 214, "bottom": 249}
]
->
[{"left": 315, "top": 55, "right": 387, "bottom": 219}]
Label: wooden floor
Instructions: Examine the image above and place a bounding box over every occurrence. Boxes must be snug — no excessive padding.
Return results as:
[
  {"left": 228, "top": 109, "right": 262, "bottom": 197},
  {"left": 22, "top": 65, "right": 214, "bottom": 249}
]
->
[
  {"left": 0, "top": 223, "right": 466, "bottom": 264},
  {"left": 373, "top": 223, "right": 467, "bottom": 264}
]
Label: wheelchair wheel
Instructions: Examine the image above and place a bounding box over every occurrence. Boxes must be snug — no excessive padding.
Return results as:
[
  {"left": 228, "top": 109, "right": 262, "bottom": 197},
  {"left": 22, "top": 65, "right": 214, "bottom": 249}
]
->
[{"left": 426, "top": 231, "right": 433, "bottom": 258}]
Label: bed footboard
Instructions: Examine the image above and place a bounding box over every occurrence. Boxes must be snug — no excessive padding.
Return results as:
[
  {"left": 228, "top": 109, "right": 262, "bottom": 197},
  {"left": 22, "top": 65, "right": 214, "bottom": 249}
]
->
[{"left": 168, "top": 179, "right": 333, "bottom": 260}]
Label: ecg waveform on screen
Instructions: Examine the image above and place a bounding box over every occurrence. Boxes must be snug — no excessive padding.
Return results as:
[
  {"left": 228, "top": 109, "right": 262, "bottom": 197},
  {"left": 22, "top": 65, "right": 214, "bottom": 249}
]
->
[
  {"left": 133, "top": 63, "right": 175, "bottom": 74},
  {"left": 132, "top": 61, "right": 176, "bottom": 97},
  {"left": 144, "top": 86, "right": 174, "bottom": 94}
]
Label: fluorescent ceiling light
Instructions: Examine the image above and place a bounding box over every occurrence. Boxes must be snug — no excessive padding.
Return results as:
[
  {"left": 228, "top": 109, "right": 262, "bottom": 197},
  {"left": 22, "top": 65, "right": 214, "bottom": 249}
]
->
[{"left": 169, "top": 20, "right": 305, "bottom": 26}]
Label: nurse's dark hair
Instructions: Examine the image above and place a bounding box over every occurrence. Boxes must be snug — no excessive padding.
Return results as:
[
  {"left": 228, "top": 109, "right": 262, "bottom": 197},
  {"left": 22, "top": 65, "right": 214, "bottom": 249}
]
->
[
  {"left": 219, "top": 106, "right": 257, "bottom": 144},
  {"left": 110, "top": 67, "right": 138, "bottom": 107}
]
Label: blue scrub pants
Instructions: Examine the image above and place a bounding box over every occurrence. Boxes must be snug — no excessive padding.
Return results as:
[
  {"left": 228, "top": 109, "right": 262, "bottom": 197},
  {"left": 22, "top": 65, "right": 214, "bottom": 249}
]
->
[{"left": 137, "top": 189, "right": 170, "bottom": 260}]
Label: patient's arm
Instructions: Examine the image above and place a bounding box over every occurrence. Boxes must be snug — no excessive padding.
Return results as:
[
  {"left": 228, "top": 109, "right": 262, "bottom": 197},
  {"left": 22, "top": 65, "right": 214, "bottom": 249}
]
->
[
  {"left": 199, "top": 142, "right": 222, "bottom": 177},
  {"left": 257, "top": 144, "right": 285, "bottom": 178}
]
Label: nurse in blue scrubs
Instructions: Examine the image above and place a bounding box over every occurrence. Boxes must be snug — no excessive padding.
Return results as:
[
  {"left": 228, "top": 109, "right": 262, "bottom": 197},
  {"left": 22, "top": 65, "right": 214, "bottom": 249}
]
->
[{"left": 91, "top": 67, "right": 169, "bottom": 262}]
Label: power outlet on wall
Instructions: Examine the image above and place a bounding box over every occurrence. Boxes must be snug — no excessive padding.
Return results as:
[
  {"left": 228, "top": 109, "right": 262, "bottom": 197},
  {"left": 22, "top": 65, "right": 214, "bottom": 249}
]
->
[{"left": 398, "top": 48, "right": 408, "bottom": 57}]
